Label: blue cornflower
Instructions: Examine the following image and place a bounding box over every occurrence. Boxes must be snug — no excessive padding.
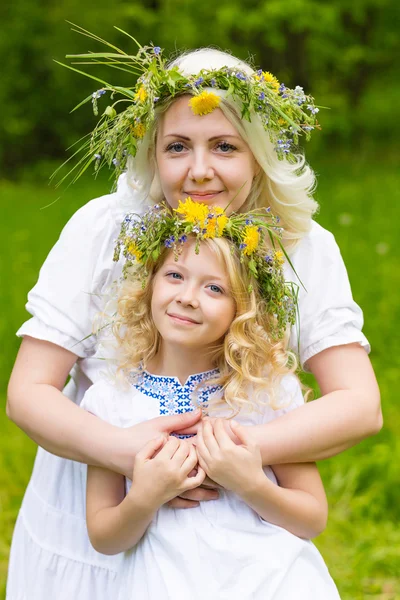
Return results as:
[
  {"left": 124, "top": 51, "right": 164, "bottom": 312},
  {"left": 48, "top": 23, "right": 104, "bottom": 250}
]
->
[
  {"left": 194, "top": 77, "right": 204, "bottom": 86},
  {"left": 154, "top": 97, "right": 160, "bottom": 103},
  {"left": 239, "top": 243, "right": 247, "bottom": 250},
  {"left": 154, "top": 46, "right": 161, "bottom": 55},
  {"left": 92, "top": 89, "right": 106, "bottom": 99},
  {"left": 93, "top": 153, "right": 101, "bottom": 160},
  {"left": 235, "top": 72, "right": 247, "bottom": 81},
  {"left": 264, "top": 254, "right": 273, "bottom": 264},
  {"left": 256, "top": 69, "right": 263, "bottom": 76},
  {"left": 210, "top": 78, "right": 217, "bottom": 87},
  {"left": 307, "top": 105, "right": 319, "bottom": 114},
  {"left": 112, "top": 158, "right": 120, "bottom": 166},
  {"left": 258, "top": 92, "right": 265, "bottom": 101},
  {"left": 278, "top": 83, "right": 286, "bottom": 93},
  {"left": 179, "top": 235, "right": 188, "bottom": 243},
  {"left": 164, "top": 236, "right": 175, "bottom": 248}
]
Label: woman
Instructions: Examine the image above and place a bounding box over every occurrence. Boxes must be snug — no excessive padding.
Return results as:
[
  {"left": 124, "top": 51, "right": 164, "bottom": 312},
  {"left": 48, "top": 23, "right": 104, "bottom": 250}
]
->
[{"left": 6, "top": 39, "right": 381, "bottom": 599}]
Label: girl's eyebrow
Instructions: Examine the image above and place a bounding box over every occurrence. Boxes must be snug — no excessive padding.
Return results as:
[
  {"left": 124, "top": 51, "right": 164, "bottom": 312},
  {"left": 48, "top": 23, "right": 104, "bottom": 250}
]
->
[
  {"left": 164, "top": 134, "right": 239, "bottom": 141},
  {"left": 162, "top": 263, "right": 227, "bottom": 282}
]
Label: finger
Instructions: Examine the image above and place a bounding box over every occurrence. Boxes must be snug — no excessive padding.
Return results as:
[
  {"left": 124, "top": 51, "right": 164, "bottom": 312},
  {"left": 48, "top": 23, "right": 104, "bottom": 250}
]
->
[
  {"left": 182, "top": 444, "right": 200, "bottom": 475},
  {"left": 159, "top": 436, "right": 181, "bottom": 459},
  {"left": 185, "top": 465, "right": 206, "bottom": 489},
  {"left": 201, "top": 419, "right": 220, "bottom": 454},
  {"left": 230, "top": 420, "right": 255, "bottom": 448},
  {"left": 195, "top": 425, "right": 212, "bottom": 465},
  {"left": 213, "top": 418, "right": 232, "bottom": 448},
  {"left": 157, "top": 409, "right": 202, "bottom": 434},
  {"left": 167, "top": 497, "right": 200, "bottom": 509},
  {"left": 175, "top": 422, "right": 202, "bottom": 435},
  {"left": 135, "top": 436, "right": 166, "bottom": 461},
  {"left": 171, "top": 439, "right": 191, "bottom": 466},
  {"left": 178, "top": 487, "right": 219, "bottom": 502}
]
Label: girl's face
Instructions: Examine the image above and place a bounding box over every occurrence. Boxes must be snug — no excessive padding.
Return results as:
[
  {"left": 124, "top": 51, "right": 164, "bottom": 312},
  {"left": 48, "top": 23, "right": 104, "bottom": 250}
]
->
[
  {"left": 155, "top": 96, "right": 259, "bottom": 214},
  {"left": 151, "top": 240, "right": 236, "bottom": 353}
]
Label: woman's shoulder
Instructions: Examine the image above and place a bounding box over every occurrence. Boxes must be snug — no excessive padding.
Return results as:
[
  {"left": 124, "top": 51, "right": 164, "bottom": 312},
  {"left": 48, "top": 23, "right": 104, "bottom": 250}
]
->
[{"left": 65, "top": 173, "right": 146, "bottom": 236}]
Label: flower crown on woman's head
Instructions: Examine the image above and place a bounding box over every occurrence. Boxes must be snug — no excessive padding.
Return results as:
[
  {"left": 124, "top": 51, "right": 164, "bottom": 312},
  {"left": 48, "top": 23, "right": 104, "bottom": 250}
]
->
[
  {"left": 54, "top": 23, "right": 322, "bottom": 187},
  {"left": 114, "top": 198, "right": 299, "bottom": 340}
]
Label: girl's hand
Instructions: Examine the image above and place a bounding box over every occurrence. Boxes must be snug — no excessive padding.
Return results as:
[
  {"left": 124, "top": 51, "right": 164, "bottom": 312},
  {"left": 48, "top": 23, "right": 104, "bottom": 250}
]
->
[
  {"left": 129, "top": 436, "right": 206, "bottom": 509},
  {"left": 196, "top": 419, "right": 263, "bottom": 495},
  {"left": 118, "top": 410, "right": 203, "bottom": 478}
]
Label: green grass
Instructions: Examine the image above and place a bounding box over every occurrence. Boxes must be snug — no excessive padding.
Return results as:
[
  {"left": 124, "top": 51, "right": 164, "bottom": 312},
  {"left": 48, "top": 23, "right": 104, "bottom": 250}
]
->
[{"left": 1, "top": 149, "right": 399, "bottom": 599}]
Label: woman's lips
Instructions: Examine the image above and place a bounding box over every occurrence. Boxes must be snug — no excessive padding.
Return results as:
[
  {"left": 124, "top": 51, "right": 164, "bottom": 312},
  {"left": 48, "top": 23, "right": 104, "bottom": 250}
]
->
[{"left": 185, "top": 191, "right": 222, "bottom": 201}]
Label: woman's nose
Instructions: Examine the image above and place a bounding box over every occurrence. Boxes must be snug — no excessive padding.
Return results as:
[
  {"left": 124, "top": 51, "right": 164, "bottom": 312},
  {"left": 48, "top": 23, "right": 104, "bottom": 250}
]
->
[{"left": 188, "top": 149, "right": 214, "bottom": 182}]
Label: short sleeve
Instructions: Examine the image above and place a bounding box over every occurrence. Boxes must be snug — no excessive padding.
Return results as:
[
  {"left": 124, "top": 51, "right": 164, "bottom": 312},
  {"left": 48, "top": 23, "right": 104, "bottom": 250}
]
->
[
  {"left": 17, "top": 175, "right": 146, "bottom": 358},
  {"left": 80, "top": 381, "right": 121, "bottom": 426},
  {"left": 287, "top": 222, "right": 370, "bottom": 370}
]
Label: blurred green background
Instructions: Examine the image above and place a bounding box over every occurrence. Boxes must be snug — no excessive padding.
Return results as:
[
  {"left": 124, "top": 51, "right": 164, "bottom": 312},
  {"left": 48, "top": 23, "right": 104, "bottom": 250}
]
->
[{"left": 1, "top": 1, "right": 399, "bottom": 598}]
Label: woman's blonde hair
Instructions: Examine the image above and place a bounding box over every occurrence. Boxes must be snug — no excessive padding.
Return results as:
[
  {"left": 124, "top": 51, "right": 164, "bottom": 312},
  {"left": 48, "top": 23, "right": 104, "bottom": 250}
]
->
[
  {"left": 127, "top": 48, "right": 318, "bottom": 251},
  {"left": 112, "top": 236, "right": 298, "bottom": 416}
]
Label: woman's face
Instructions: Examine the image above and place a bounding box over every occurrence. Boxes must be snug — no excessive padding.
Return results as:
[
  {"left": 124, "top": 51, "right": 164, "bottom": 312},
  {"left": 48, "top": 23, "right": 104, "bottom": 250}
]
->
[{"left": 155, "top": 96, "right": 259, "bottom": 214}]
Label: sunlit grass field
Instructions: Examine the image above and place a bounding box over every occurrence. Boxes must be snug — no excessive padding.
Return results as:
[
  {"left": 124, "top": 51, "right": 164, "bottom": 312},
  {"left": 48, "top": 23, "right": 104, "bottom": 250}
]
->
[{"left": 1, "top": 147, "right": 399, "bottom": 599}]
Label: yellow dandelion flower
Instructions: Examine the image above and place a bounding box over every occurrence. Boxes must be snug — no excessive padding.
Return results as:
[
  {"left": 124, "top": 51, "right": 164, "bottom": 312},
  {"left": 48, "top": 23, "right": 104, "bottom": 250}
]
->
[
  {"left": 242, "top": 225, "right": 260, "bottom": 255},
  {"left": 131, "top": 123, "right": 146, "bottom": 139},
  {"left": 127, "top": 241, "right": 142, "bottom": 262},
  {"left": 134, "top": 86, "right": 147, "bottom": 103},
  {"left": 174, "top": 198, "right": 209, "bottom": 224},
  {"left": 274, "top": 250, "right": 285, "bottom": 265},
  {"left": 189, "top": 91, "right": 221, "bottom": 116},
  {"left": 256, "top": 71, "right": 280, "bottom": 93},
  {"left": 204, "top": 214, "right": 229, "bottom": 238}
]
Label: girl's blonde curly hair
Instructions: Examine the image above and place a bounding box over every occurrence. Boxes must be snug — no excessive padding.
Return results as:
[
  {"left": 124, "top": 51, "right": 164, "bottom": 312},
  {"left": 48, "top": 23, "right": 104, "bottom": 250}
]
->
[{"left": 112, "top": 235, "right": 298, "bottom": 417}]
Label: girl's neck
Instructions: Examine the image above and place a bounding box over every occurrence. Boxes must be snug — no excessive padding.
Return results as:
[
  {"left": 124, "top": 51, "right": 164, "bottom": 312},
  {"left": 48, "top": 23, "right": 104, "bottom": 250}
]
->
[{"left": 146, "top": 343, "right": 216, "bottom": 385}]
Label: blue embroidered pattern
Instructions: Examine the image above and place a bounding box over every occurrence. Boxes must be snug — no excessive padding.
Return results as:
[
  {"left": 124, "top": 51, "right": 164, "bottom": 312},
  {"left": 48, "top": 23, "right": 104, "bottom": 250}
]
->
[{"left": 131, "top": 369, "right": 222, "bottom": 438}]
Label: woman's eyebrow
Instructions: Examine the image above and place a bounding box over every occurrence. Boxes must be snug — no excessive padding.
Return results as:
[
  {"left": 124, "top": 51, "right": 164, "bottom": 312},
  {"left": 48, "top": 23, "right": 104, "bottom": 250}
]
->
[{"left": 164, "top": 134, "right": 239, "bottom": 141}]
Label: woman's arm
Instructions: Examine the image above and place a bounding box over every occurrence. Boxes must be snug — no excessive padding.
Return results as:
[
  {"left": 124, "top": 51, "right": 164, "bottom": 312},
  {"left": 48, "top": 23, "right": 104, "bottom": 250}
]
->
[
  {"left": 86, "top": 436, "right": 205, "bottom": 555},
  {"left": 6, "top": 336, "right": 204, "bottom": 477},
  {"left": 196, "top": 419, "right": 327, "bottom": 538},
  {"left": 251, "top": 344, "right": 382, "bottom": 464}
]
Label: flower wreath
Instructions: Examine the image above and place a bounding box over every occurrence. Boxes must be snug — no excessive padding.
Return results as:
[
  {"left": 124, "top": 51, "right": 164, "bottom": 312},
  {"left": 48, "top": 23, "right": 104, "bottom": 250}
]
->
[
  {"left": 54, "top": 23, "right": 322, "bottom": 187},
  {"left": 114, "top": 198, "right": 299, "bottom": 340}
]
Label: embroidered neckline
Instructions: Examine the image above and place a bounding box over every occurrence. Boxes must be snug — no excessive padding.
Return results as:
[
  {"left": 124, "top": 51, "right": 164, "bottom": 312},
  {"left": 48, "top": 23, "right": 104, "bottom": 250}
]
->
[{"left": 130, "top": 367, "right": 222, "bottom": 419}]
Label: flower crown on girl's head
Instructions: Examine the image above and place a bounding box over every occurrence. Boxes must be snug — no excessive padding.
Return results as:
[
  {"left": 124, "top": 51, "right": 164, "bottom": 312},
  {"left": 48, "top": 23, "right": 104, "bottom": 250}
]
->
[
  {"left": 53, "top": 23, "right": 322, "bottom": 187},
  {"left": 113, "top": 198, "right": 299, "bottom": 340}
]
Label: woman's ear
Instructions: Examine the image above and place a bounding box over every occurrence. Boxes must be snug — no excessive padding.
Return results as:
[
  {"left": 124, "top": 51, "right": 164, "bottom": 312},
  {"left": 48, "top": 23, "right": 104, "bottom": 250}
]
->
[{"left": 254, "top": 160, "right": 261, "bottom": 178}]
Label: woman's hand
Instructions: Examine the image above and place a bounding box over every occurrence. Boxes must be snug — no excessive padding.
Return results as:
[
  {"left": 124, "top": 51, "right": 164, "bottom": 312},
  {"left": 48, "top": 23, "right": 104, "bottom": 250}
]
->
[
  {"left": 117, "top": 410, "right": 204, "bottom": 478},
  {"left": 129, "top": 436, "right": 206, "bottom": 509},
  {"left": 196, "top": 419, "right": 264, "bottom": 495}
]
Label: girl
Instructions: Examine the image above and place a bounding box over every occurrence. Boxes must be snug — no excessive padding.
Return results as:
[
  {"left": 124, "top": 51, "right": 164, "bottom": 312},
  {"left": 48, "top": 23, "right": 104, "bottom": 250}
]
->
[
  {"left": 6, "top": 31, "right": 380, "bottom": 599},
  {"left": 81, "top": 200, "right": 340, "bottom": 599}
]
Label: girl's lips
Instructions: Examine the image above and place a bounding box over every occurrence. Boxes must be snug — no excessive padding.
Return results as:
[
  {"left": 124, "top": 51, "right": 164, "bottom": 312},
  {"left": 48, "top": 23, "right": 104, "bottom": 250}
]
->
[{"left": 168, "top": 313, "right": 200, "bottom": 325}]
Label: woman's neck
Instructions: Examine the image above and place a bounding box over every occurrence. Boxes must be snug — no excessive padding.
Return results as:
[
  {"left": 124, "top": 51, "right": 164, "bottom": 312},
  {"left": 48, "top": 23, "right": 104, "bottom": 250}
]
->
[{"left": 146, "top": 343, "right": 216, "bottom": 385}]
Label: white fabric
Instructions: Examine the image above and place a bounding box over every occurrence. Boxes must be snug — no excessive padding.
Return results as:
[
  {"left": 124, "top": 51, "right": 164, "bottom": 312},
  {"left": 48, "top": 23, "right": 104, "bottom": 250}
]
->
[
  {"left": 7, "top": 174, "right": 361, "bottom": 598},
  {"left": 77, "top": 373, "right": 340, "bottom": 599}
]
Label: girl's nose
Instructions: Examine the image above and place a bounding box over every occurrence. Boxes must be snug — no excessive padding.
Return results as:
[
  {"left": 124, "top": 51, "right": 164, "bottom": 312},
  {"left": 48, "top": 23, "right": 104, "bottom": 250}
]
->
[
  {"left": 176, "top": 284, "right": 200, "bottom": 308},
  {"left": 188, "top": 149, "right": 214, "bottom": 183}
]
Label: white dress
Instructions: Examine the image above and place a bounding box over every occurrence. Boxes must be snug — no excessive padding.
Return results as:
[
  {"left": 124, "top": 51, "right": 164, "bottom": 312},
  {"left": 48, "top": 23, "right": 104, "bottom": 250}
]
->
[
  {"left": 79, "top": 370, "right": 340, "bottom": 600},
  {"left": 6, "top": 174, "right": 368, "bottom": 599}
]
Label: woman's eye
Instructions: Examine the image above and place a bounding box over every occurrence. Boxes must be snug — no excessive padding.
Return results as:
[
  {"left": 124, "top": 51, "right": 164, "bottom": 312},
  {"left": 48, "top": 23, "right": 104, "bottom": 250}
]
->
[
  {"left": 216, "top": 141, "right": 236, "bottom": 153},
  {"left": 166, "top": 142, "right": 186, "bottom": 153}
]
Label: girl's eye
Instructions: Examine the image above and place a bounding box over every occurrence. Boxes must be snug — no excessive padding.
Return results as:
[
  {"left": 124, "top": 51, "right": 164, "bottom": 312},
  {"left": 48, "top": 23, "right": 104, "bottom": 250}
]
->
[
  {"left": 215, "top": 141, "right": 236, "bottom": 153},
  {"left": 209, "top": 284, "right": 223, "bottom": 294},
  {"left": 166, "top": 272, "right": 183, "bottom": 280},
  {"left": 166, "top": 142, "right": 186, "bottom": 154}
]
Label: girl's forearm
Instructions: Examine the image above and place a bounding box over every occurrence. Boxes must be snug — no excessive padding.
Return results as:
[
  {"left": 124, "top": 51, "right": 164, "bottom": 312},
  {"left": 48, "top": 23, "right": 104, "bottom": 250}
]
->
[
  {"left": 7, "top": 383, "right": 128, "bottom": 473},
  {"left": 88, "top": 490, "right": 157, "bottom": 555},
  {"left": 254, "top": 389, "right": 382, "bottom": 465},
  {"left": 239, "top": 474, "right": 327, "bottom": 539}
]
